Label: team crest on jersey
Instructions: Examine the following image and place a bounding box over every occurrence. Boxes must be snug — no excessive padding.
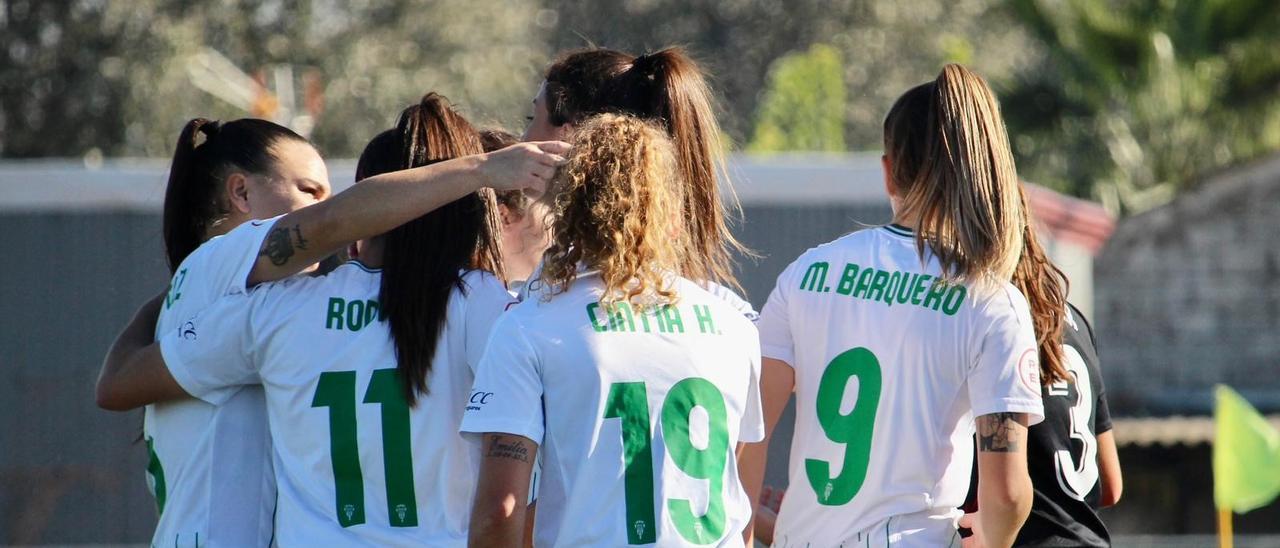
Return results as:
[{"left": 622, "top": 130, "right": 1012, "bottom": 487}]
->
[
  {"left": 1018, "top": 349, "right": 1040, "bottom": 392},
  {"left": 180, "top": 321, "right": 197, "bottom": 340}
]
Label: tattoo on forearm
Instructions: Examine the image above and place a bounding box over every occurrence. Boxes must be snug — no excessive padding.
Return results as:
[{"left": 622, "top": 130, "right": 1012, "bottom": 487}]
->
[
  {"left": 485, "top": 436, "right": 531, "bottom": 463},
  {"left": 261, "top": 224, "right": 307, "bottom": 266},
  {"left": 977, "top": 412, "right": 1021, "bottom": 452}
]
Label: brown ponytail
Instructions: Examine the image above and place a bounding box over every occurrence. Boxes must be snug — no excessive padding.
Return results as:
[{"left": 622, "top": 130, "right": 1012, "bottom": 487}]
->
[
  {"left": 883, "top": 64, "right": 1026, "bottom": 282},
  {"left": 885, "top": 65, "right": 1067, "bottom": 385},
  {"left": 544, "top": 47, "right": 746, "bottom": 290},
  {"left": 1012, "top": 188, "right": 1070, "bottom": 386},
  {"left": 162, "top": 117, "right": 309, "bottom": 273},
  {"left": 354, "top": 93, "right": 501, "bottom": 405}
]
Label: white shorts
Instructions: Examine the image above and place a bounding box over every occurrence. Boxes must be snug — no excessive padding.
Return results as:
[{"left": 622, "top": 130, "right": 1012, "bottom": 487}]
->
[{"left": 772, "top": 510, "right": 961, "bottom": 548}]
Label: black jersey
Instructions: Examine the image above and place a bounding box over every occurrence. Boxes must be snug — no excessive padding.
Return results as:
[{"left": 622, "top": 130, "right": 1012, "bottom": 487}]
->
[{"left": 964, "top": 303, "right": 1114, "bottom": 546}]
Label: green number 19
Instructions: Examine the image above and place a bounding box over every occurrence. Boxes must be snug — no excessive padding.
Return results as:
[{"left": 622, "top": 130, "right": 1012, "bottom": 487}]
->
[
  {"left": 604, "top": 378, "right": 730, "bottom": 545},
  {"left": 806, "top": 347, "right": 882, "bottom": 506},
  {"left": 311, "top": 368, "right": 418, "bottom": 528}
]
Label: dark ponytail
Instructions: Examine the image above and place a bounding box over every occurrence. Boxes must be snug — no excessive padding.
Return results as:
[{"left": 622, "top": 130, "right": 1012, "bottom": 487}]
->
[
  {"left": 162, "top": 118, "right": 308, "bottom": 273},
  {"left": 355, "top": 93, "right": 502, "bottom": 405},
  {"left": 544, "top": 47, "right": 746, "bottom": 289}
]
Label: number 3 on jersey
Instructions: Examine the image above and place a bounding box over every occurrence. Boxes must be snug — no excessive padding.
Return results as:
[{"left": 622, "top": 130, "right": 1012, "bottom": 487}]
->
[
  {"left": 1053, "top": 346, "right": 1098, "bottom": 500},
  {"left": 806, "top": 347, "right": 882, "bottom": 506},
  {"left": 604, "top": 378, "right": 730, "bottom": 545},
  {"left": 311, "top": 369, "right": 418, "bottom": 528}
]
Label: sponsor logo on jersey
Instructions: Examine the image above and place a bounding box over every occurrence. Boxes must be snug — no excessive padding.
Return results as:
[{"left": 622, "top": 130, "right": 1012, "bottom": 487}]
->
[
  {"left": 466, "top": 391, "right": 494, "bottom": 411},
  {"left": 1018, "top": 349, "right": 1041, "bottom": 392},
  {"left": 180, "top": 321, "right": 197, "bottom": 340}
]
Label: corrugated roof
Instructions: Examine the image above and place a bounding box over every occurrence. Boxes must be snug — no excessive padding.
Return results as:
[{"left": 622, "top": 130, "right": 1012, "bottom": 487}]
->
[{"left": 1111, "top": 416, "right": 1280, "bottom": 447}]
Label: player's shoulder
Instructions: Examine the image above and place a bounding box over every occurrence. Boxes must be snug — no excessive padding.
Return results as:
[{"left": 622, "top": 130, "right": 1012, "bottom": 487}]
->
[
  {"left": 677, "top": 278, "right": 757, "bottom": 333},
  {"left": 800, "top": 227, "right": 879, "bottom": 260},
  {"left": 953, "top": 277, "right": 1033, "bottom": 329},
  {"left": 698, "top": 280, "right": 758, "bottom": 321},
  {"left": 1064, "top": 302, "right": 1098, "bottom": 347},
  {"left": 454, "top": 269, "right": 517, "bottom": 311},
  {"left": 253, "top": 259, "right": 378, "bottom": 301},
  {"left": 458, "top": 269, "right": 509, "bottom": 298}
]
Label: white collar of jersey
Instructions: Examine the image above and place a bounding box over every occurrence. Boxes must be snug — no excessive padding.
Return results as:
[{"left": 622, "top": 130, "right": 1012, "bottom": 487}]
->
[
  {"left": 882, "top": 223, "right": 915, "bottom": 239},
  {"left": 521, "top": 261, "right": 595, "bottom": 300}
]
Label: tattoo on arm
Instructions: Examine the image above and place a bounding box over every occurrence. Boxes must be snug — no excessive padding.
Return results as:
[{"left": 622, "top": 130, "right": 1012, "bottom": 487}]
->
[
  {"left": 485, "top": 435, "right": 531, "bottom": 463},
  {"left": 977, "top": 412, "right": 1022, "bottom": 452},
  {"left": 261, "top": 224, "right": 307, "bottom": 266}
]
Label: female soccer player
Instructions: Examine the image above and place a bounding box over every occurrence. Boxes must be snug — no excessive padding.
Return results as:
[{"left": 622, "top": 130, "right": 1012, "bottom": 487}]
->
[
  {"left": 119, "top": 118, "right": 330, "bottom": 548},
  {"left": 101, "top": 93, "right": 520, "bottom": 545},
  {"left": 959, "top": 203, "right": 1123, "bottom": 547},
  {"left": 463, "top": 114, "right": 764, "bottom": 547},
  {"left": 96, "top": 113, "right": 565, "bottom": 546},
  {"left": 740, "top": 64, "right": 1045, "bottom": 547},
  {"left": 523, "top": 46, "right": 751, "bottom": 297}
]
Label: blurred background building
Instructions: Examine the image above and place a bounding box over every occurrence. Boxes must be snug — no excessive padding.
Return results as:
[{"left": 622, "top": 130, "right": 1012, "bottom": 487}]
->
[{"left": 2, "top": 0, "right": 1279, "bottom": 544}]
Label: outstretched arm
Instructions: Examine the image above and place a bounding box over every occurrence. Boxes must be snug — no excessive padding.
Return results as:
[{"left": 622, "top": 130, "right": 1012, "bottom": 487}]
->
[
  {"left": 247, "top": 141, "right": 569, "bottom": 286},
  {"left": 96, "top": 291, "right": 178, "bottom": 410}
]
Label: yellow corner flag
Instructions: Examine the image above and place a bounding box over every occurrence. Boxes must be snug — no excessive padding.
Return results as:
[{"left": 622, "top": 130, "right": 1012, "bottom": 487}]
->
[{"left": 1214, "top": 384, "right": 1280, "bottom": 513}]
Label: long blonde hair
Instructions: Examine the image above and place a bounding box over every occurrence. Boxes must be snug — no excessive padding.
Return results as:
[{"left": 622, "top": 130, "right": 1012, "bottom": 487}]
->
[
  {"left": 541, "top": 114, "right": 691, "bottom": 309},
  {"left": 884, "top": 64, "right": 1026, "bottom": 282}
]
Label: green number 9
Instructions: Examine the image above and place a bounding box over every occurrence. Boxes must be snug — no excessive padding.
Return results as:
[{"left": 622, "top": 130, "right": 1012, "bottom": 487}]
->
[
  {"left": 805, "top": 347, "right": 882, "bottom": 506},
  {"left": 663, "top": 377, "right": 729, "bottom": 544}
]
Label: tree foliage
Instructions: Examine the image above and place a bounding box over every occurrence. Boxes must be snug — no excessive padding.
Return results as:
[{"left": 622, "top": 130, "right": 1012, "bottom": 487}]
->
[
  {"left": 7, "top": 0, "right": 1278, "bottom": 213},
  {"left": 748, "top": 44, "right": 846, "bottom": 153},
  {"left": 0, "top": 0, "right": 549, "bottom": 158},
  {"left": 1003, "top": 0, "right": 1280, "bottom": 213}
]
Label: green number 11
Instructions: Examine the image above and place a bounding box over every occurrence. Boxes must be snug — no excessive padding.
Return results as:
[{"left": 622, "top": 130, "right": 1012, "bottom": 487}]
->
[
  {"left": 311, "top": 368, "right": 418, "bottom": 528},
  {"left": 604, "top": 378, "right": 730, "bottom": 545}
]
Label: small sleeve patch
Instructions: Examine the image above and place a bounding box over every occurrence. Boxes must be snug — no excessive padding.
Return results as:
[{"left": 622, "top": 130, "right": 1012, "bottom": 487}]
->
[{"left": 1018, "top": 349, "right": 1041, "bottom": 392}]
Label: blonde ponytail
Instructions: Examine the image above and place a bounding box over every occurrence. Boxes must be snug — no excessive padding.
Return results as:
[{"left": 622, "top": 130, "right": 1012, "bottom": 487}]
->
[{"left": 885, "top": 64, "right": 1026, "bottom": 282}]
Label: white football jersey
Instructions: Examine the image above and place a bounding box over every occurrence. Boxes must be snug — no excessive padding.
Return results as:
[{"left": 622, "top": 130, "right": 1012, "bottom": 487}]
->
[
  {"left": 145, "top": 217, "right": 280, "bottom": 548},
  {"left": 159, "top": 264, "right": 514, "bottom": 546},
  {"left": 519, "top": 261, "right": 758, "bottom": 321},
  {"left": 461, "top": 271, "right": 765, "bottom": 547},
  {"left": 756, "top": 224, "right": 1044, "bottom": 546}
]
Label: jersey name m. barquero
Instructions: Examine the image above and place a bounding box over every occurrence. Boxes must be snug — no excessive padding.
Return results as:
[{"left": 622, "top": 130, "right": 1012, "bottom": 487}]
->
[{"left": 757, "top": 225, "right": 1044, "bottom": 546}]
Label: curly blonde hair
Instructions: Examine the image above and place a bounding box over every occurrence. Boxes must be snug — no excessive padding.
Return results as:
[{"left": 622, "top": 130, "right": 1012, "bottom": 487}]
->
[{"left": 541, "top": 114, "right": 691, "bottom": 310}]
